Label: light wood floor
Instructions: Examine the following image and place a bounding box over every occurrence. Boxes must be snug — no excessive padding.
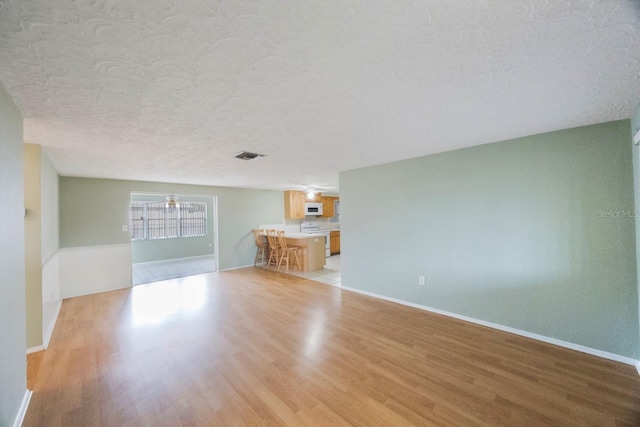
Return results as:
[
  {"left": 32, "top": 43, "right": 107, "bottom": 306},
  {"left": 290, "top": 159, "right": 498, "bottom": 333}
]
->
[{"left": 25, "top": 268, "right": 640, "bottom": 426}]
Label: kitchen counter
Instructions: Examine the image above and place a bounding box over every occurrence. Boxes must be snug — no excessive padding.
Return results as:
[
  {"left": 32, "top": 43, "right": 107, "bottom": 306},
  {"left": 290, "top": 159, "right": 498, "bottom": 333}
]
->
[
  {"left": 281, "top": 234, "right": 326, "bottom": 272},
  {"left": 283, "top": 232, "right": 326, "bottom": 239}
]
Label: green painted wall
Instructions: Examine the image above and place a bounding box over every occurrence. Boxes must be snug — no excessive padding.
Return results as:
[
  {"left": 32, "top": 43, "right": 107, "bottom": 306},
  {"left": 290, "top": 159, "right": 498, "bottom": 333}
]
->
[
  {"left": 24, "top": 144, "right": 43, "bottom": 348},
  {"left": 631, "top": 103, "right": 640, "bottom": 358},
  {"left": 59, "top": 177, "right": 283, "bottom": 270},
  {"left": 41, "top": 149, "right": 60, "bottom": 264},
  {"left": 341, "top": 120, "right": 638, "bottom": 358},
  {"left": 0, "top": 81, "right": 27, "bottom": 426},
  {"left": 23, "top": 144, "right": 60, "bottom": 349},
  {"left": 130, "top": 194, "right": 214, "bottom": 263}
]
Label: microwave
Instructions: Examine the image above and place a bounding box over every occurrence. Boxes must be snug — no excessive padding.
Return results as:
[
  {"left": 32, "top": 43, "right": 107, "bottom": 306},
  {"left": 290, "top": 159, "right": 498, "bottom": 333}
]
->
[{"left": 304, "top": 202, "right": 323, "bottom": 216}]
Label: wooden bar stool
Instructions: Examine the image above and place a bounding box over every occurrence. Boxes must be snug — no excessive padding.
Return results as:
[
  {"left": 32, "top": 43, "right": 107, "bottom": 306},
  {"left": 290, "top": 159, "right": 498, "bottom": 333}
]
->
[
  {"left": 252, "top": 229, "right": 268, "bottom": 266},
  {"left": 266, "top": 229, "right": 281, "bottom": 268},
  {"left": 276, "top": 230, "right": 301, "bottom": 272}
]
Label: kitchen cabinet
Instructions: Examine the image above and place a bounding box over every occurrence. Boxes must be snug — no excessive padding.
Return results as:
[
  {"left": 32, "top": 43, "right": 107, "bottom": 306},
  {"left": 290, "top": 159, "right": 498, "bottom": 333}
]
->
[
  {"left": 284, "top": 190, "right": 306, "bottom": 219},
  {"left": 307, "top": 192, "right": 322, "bottom": 203},
  {"left": 322, "top": 196, "right": 338, "bottom": 218},
  {"left": 330, "top": 230, "right": 340, "bottom": 255}
]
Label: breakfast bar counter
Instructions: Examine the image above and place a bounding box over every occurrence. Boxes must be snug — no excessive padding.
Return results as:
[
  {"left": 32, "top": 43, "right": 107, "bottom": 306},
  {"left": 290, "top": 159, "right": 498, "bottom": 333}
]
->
[{"left": 282, "top": 233, "right": 326, "bottom": 272}]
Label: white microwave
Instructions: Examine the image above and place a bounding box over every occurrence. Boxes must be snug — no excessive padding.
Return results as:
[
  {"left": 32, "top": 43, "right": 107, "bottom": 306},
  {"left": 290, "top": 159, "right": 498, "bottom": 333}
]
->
[{"left": 304, "top": 202, "right": 323, "bottom": 216}]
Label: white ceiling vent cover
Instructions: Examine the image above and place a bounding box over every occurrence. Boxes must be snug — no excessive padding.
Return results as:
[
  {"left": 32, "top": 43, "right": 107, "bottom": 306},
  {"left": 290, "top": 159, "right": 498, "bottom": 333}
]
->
[{"left": 234, "top": 151, "right": 266, "bottom": 161}]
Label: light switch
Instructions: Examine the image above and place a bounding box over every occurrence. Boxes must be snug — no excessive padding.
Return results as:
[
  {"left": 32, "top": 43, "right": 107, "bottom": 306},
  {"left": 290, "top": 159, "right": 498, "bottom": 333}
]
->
[{"left": 122, "top": 225, "right": 128, "bottom": 232}]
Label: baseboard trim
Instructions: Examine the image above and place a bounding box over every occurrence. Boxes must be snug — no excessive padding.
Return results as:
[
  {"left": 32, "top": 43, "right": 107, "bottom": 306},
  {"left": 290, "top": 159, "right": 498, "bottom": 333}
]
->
[
  {"left": 26, "top": 345, "right": 45, "bottom": 355},
  {"left": 62, "top": 284, "right": 131, "bottom": 300},
  {"left": 219, "top": 264, "right": 253, "bottom": 272},
  {"left": 341, "top": 286, "right": 640, "bottom": 368},
  {"left": 12, "top": 390, "right": 32, "bottom": 427},
  {"left": 43, "top": 299, "right": 62, "bottom": 349},
  {"left": 132, "top": 254, "right": 215, "bottom": 267}
]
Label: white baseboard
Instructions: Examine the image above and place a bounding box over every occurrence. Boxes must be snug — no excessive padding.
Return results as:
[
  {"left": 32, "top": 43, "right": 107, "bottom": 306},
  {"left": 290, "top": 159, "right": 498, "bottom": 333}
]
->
[
  {"left": 220, "top": 264, "right": 253, "bottom": 271},
  {"left": 341, "top": 286, "right": 640, "bottom": 368},
  {"left": 132, "top": 253, "right": 215, "bottom": 267},
  {"left": 12, "top": 390, "right": 32, "bottom": 427},
  {"left": 62, "top": 284, "right": 131, "bottom": 300},
  {"left": 26, "top": 345, "right": 45, "bottom": 355}
]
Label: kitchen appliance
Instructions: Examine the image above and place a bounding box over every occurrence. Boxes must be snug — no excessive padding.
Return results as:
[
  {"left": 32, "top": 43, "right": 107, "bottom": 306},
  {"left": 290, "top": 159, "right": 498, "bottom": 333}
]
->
[
  {"left": 304, "top": 202, "right": 323, "bottom": 216},
  {"left": 300, "top": 222, "right": 331, "bottom": 258}
]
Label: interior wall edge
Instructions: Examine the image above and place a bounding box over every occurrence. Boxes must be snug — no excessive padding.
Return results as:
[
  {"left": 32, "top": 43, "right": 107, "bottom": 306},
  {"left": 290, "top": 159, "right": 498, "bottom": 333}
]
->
[
  {"left": 10, "top": 390, "right": 31, "bottom": 427},
  {"left": 42, "top": 250, "right": 61, "bottom": 349}
]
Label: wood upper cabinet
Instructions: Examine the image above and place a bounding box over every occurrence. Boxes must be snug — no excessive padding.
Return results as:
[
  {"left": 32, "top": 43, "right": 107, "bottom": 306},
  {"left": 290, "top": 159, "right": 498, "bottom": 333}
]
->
[
  {"left": 284, "top": 190, "right": 306, "bottom": 219},
  {"left": 307, "top": 192, "right": 322, "bottom": 203},
  {"left": 330, "top": 230, "right": 340, "bottom": 255},
  {"left": 321, "top": 196, "right": 338, "bottom": 218}
]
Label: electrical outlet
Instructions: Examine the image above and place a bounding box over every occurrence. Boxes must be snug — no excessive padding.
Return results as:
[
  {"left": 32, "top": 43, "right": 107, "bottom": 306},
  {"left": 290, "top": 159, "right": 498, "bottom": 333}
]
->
[{"left": 418, "top": 276, "right": 425, "bottom": 286}]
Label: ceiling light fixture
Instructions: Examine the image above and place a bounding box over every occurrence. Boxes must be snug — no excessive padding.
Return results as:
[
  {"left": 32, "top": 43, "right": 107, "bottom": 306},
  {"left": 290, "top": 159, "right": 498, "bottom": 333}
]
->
[{"left": 306, "top": 187, "right": 317, "bottom": 200}]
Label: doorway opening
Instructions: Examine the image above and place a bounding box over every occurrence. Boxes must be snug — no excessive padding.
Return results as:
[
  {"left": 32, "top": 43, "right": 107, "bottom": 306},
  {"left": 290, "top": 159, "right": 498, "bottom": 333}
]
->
[{"left": 129, "top": 192, "right": 218, "bottom": 285}]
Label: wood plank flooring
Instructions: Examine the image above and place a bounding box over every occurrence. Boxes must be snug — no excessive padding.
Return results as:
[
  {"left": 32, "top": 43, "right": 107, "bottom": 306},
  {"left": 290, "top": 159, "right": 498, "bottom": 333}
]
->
[{"left": 24, "top": 268, "right": 640, "bottom": 426}]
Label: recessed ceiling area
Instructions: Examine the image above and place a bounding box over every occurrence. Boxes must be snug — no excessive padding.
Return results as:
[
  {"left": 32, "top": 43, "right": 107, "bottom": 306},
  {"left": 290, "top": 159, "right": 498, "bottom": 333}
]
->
[{"left": 0, "top": 0, "right": 639, "bottom": 191}]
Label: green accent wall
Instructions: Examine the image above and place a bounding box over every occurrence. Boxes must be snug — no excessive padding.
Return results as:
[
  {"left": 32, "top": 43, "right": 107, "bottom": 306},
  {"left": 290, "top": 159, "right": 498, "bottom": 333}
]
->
[
  {"left": 59, "top": 177, "right": 284, "bottom": 270},
  {"left": 41, "top": 150, "right": 60, "bottom": 264},
  {"left": 341, "top": 120, "right": 639, "bottom": 358},
  {"left": 631, "top": 103, "right": 640, "bottom": 358},
  {"left": 0, "top": 80, "right": 27, "bottom": 426}
]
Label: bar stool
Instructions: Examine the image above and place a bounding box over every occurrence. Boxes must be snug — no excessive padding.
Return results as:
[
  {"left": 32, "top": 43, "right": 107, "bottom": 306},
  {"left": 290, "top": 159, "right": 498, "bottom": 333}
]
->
[
  {"left": 252, "top": 229, "right": 268, "bottom": 266},
  {"left": 266, "top": 229, "right": 281, "bottom": 268},
  {"left": 276, "top": 230, "right": 301, "bottom": 272}
]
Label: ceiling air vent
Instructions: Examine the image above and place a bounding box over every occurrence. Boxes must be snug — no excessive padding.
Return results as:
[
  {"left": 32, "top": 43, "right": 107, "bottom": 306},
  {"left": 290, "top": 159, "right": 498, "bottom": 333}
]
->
[{"left": 234, "top": 151, "right": 265, "bottom": 161}]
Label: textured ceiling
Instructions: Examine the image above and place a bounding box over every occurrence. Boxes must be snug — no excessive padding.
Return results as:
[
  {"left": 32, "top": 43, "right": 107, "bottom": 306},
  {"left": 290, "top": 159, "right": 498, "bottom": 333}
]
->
[{"left": 1, "top": 0, "right": 639, "bottom": 191}]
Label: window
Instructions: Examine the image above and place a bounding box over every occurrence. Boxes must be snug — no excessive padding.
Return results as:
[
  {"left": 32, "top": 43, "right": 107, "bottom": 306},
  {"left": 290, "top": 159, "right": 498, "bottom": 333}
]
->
[
  {"left": 130, "top": 201, "right": 207, "bottom": 241},
  {"left": 179, "top": 202, "right": 207, "bottom": 237},
  {"left": 130, "top": 201, "right": 145, "bottom": 240}
]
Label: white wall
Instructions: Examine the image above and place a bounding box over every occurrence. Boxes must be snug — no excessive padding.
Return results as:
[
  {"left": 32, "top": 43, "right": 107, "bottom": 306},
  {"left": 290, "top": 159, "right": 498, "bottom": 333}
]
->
[
  {"left": 0, "top": 81, "right": 28, "bottom": 426},
  {"left": 42, "top": 253, "right": 61, "bottom": 348},
  {"left": 59, "top": 244, "right": 132, "bottom": 298}
]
